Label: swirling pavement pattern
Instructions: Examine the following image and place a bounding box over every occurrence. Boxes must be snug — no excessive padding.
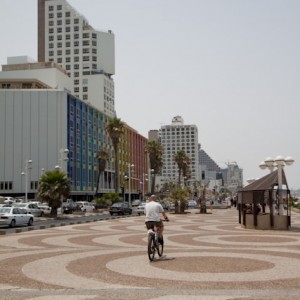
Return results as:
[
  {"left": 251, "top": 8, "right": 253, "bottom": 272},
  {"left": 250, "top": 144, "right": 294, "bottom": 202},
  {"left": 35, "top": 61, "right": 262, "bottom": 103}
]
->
[{"left": 1, "top": 208, "right": 300, "bottom": 299}]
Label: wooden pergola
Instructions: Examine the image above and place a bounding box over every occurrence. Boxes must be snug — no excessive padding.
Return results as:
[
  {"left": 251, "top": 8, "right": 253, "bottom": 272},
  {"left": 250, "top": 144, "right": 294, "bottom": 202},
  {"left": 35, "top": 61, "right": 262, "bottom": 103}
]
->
[{"left": 238, "top": 169, "right": 291, "bottom": 230}]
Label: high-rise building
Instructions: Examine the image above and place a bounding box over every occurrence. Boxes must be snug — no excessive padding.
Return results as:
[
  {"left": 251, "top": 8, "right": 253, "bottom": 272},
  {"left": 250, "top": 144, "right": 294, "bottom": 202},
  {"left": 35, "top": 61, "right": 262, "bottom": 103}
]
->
[
  {"left": 159, "top": 116, "right": 199, "bottom": 182},
  {"left": 38, "top": 0, "right": 116, "bottom": 117}
]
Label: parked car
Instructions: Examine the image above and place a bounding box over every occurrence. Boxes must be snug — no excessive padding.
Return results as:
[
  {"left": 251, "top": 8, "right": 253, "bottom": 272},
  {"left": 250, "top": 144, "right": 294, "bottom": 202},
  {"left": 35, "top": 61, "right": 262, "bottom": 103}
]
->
[
  {"left": 188, "top": 200, "right": 198, "bottom": 208},
  {"left": 132, "top": 199, "right": 141, "bottom": 207},
  {"left": 76, "top": 201, "right": 94, "bottom": 212},
  {"left": 109, "top": 202, "right": 132, "bottom": 215},
  {"left": 136, "top": 202, "right": 146, "bottom": 215},
  {"left": 61, "top": 199, "right": 78, "bottom": 214},
  {"left": 0, "top": 207, "right": 34, "bottom": 227},
  {"left": 38, "top": 204, "right": 51, "bottom": 215},
  {"left": 13, "top": 202, "right": 43, "bottom": 217}
]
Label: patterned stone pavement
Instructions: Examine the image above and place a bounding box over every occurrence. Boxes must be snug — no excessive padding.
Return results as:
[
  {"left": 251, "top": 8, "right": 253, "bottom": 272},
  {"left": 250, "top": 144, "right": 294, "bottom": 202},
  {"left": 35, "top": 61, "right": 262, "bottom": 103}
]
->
[{"left": 1, "top": 208, "right": 300, "bottom": 300}]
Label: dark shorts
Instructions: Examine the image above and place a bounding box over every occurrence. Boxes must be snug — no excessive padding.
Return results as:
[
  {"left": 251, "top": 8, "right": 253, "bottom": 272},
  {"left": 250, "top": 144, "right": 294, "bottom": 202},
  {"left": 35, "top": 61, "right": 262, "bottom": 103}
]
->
[{"left": 145, "top": 220, "right": 163, "bottom": 230}]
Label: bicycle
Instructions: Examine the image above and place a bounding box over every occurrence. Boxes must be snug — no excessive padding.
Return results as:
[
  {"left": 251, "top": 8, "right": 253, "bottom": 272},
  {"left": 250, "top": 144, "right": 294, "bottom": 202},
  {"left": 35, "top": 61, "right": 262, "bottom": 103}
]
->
[{"left": 147, "top": 219, "right": 168, "bottom": 261}]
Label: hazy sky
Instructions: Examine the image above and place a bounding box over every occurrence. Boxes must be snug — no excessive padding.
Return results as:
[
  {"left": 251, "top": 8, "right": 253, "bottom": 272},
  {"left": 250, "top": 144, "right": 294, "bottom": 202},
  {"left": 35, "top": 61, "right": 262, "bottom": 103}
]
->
[{"left": 1, "top": 0, "right": 299, "bottom": 189}]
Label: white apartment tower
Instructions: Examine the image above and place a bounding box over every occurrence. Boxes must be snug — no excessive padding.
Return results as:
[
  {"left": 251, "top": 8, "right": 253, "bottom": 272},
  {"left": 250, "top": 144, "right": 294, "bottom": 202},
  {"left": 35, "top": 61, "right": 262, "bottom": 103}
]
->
[
  {"left": 38, "top": 0, "right": 116, "bottom": 117},
  {"left": 159, "top": 116, "right": 200, "bottom": 182}
]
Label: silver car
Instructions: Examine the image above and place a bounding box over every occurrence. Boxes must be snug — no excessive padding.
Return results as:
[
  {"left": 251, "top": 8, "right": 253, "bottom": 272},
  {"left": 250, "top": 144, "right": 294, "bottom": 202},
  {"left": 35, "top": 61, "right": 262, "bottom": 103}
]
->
[
  {"left": 0, "top": 207, "right": 34, "bottom": 227},
  {"left": 13, "top": 203, "right": 43, "bottom": 217}
]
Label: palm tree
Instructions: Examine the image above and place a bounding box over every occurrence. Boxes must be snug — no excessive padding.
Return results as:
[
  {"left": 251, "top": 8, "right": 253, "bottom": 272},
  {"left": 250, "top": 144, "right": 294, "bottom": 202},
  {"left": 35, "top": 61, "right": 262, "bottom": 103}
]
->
[
  {"left": 145, "top": 140, "right": 163, "bottom": 194},
  {"left": 95, "top": 149, "right": 109, "bottom": 196},
  {"left": 106, "top": 117, "right": 124, "bottom": 194},
  {"left": 38, "top": 169, "right": 70, "bottom": 217},
  {"left": 174, "top": 150, "right": 190, "bottom": 186}
]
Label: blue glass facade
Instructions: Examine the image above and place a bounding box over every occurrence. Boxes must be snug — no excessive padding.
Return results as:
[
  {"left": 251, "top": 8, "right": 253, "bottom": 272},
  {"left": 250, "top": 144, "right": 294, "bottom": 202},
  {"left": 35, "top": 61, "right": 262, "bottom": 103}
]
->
[{"left": 67, "top": 95, "right": 110, "bottom": 196}]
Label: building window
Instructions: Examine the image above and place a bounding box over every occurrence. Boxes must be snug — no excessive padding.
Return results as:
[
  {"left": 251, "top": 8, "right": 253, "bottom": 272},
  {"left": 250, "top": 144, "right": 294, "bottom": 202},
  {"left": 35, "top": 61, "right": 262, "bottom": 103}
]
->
[
  {"left": 57, "top": 20, "right": 62, "bottom": 26},
  {"left": 57, "top": 35, "right": 62, "bottom": 40},
  {"left": 57, "top": 27, "right": 62, "bottom": 33},
  {"left": 66, "top": 11, "right": 70, "bottom": 17},
  {"left": 49, "top": 5, "right": 54, "bottom": 11},
  {"left": 83, "top": 48, "right": 89, "bottom": 54},
  {"left": 74, "top": 26, "right": 79, "bottom": 31},
  {"left": 74, "top": 64, "right": 79, "bottom": 69},
  {"left": 49, "top": 43, "right": 54, "bottom": 48},
  {"left": 49, "top": 13, "right": 54, "bottom": 19},
  {"left": 66, "top": 34, "right": 70, "bottom": 40},
  {"left": 92, "top": 48, "right": 97, "bottom": 54},
  {"left": 57, "top": 57, "right": 62, "bottom": 63},
  {"left": 49, "top": 35, "right": 54, "bottom": 41},
  {"left": 74, "top": 79, "right": 79, "bottom": 85},
  {"left": 74, "top": 41, "right": 79, "bottom": 47},
  {"left": 74, "top": 87, "right": 79, "bottom": 92},
  {"left": 66, "top": 41, "right": 70, "bottom": 47},
  {"left": 74, "top": 72, "right": 79, "bottom": 77},
  {"left": 83, "top": 33, "right": 89, "bottom": 38},
  {"left": 66, "top": 19, "right": 70, "bottom": 25},
  {"left": 83, "top": 40, "right": 89, "bottom": 46},
  {"left": 92, "top": 40, "right": 97, "bottom": 46},
  {"left": 83, "top": 86, "right": 88, "bottom": 92},
  {"left": 83, "top": 94, "right": 88, "bottom": 100},
  {"left": 57, "top": 42, "right": 62, "bottom": 48},
  {"left": 74, "top": 56, "right": 79, "bottom": 62},
  {"left": 66, "top": 27, "right": 70, "bottom": 32},
  {"left": 49, "top": 51, "right": 54, "bottom": 56},
  {"left": 65, "top": 49, "right": 71, "bottom": 55},
  {"left": 92, "top": 56, "right": 97, "bottom": 61},
  {"left": 49, "top": 28, "right": 54, "bottom": 34},
  {"left": 57, "top": 5, "right": 62, "bottom": 10},
  {"left": 74, "top": 49, "right": 79, "bottom": 54},
  {"left": 83, "top": 56, "right": 89, "bottom": 61},
  {"left": 66, "top": 57, "right": 71, "bottom": 63},
  {"left": 74, "top": 33, "right": 79, "bottom": 39},
  {"left": 74, "top": 18, "right": 79, "bottom": 24},
  {"left": 57, "top": 12, "right": 62, "bottom": 18},
  {"left": 92, "top": 33, "right": 97, "bottom": 39},
  {"left": 49, "top": 20, "right": 54, "bottom": 26}
]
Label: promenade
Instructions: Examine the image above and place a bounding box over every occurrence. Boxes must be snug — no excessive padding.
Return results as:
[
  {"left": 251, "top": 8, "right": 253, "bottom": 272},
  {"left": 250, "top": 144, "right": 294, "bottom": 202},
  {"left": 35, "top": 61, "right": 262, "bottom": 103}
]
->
[{"left": 1, "top": 208, "right": 300, "bottom": 300}]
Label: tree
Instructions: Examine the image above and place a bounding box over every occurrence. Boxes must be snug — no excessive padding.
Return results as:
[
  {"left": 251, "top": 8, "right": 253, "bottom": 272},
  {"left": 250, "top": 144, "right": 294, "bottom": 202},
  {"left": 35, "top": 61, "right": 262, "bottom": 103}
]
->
[
  {"left": 95, "top": 149, "right": 109, "bottom": 196},
  {"left": 174, "top": 150, "right": 190, "bottom": 186},
  {"left": 106, "top": 117, "right": 124, "bottom": 194},
  {"left": 145, "top": 140, "right": 163, "bottom": 194},
  {"left": 38, "top": 169, "right": 70, "bottom": 217},
  {"left": 170, "top": 186, "right": 189, "bottom": 214}
]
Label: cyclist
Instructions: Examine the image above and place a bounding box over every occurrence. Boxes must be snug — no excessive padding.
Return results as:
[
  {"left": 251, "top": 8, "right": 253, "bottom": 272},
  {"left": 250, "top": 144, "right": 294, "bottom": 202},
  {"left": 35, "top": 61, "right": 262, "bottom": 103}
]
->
[{"left": 144, "top": 194, "right": 169, "bottom": 243}]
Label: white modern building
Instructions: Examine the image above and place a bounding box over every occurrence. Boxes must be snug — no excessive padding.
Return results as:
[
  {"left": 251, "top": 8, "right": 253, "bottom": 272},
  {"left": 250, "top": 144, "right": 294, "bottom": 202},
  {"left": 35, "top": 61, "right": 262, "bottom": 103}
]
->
[
  {"left": 0, "top": 58, "right": 115, "bottom": 199},
  {"left": 159, "top": 116, "right": 200, "bottom": 182},
  {"left": 38, "top": 0, "right": 116, "bottom": 117}
]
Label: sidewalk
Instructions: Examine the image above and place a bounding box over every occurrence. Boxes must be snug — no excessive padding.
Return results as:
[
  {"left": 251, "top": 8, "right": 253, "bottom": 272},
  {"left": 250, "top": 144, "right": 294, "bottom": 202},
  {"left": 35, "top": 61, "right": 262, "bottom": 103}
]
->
[{"left": 1, "top": 208, "right": 300, "bottom": 299}]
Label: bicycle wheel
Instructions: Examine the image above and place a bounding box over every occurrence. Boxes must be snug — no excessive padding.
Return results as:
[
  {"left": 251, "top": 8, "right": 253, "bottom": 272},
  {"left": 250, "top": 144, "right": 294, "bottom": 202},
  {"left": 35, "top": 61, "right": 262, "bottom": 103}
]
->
[
  {"left": 157, "top": 235, "right": 164, "bottom": 257},
  {"left": 148, "top": 234, "right": 155, "bottom": 261}
]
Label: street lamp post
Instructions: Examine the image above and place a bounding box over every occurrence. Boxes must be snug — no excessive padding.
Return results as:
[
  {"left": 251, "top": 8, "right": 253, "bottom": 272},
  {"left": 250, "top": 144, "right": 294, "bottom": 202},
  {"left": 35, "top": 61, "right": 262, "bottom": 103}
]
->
[
  {"left": 259, "top": 156, "right": 294, "bottom": 215},
  {"left": 127, "top": 163, "right": 134, "bottom": 207},
  {"left": 141, "top": 173, "right": 148, "bottom": 201},
  {"left": 21, "top": 160, "right": 32, "bottom": 202}
]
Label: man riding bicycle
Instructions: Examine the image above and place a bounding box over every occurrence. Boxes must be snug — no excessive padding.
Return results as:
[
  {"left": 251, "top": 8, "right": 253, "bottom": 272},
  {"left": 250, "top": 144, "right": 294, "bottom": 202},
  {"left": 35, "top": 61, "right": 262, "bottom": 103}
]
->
[{"left": 144, "top": 194, "right": 169, "bottom": 244}]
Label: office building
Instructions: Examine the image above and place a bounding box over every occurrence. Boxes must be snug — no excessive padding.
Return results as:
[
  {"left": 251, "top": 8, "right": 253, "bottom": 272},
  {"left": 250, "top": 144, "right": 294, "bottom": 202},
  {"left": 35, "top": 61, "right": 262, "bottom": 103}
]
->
[
  {"left": 38, "top": 0, "right": 116, "bottom": 117},
  {"left": 159, "top": 116, "right": 199, "bottom": 182}
]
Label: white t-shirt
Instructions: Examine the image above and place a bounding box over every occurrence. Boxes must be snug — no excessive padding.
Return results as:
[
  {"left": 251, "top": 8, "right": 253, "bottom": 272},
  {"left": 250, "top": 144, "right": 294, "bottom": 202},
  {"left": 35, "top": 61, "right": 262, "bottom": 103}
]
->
[{"left": 145, "top": 201, "right": 164, "bottom": 222}]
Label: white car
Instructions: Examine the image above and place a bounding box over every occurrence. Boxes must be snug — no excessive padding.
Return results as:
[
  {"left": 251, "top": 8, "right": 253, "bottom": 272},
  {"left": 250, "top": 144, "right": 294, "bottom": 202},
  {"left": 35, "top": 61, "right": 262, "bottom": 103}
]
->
[
  {"left": 13, "top": 203, "right": 43, "bottom": 217},
  {"left": 76, "top": 201, "right": 94, "bottom": 212},
  {"left": 0, "top": 207, "right": 34, "bottom": 227},
  {"left": 38, "top": 204, "right": 51, "bottom": 215},
  {"left": 136, "top": 202, "right": 146, "bottom": 215}
]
